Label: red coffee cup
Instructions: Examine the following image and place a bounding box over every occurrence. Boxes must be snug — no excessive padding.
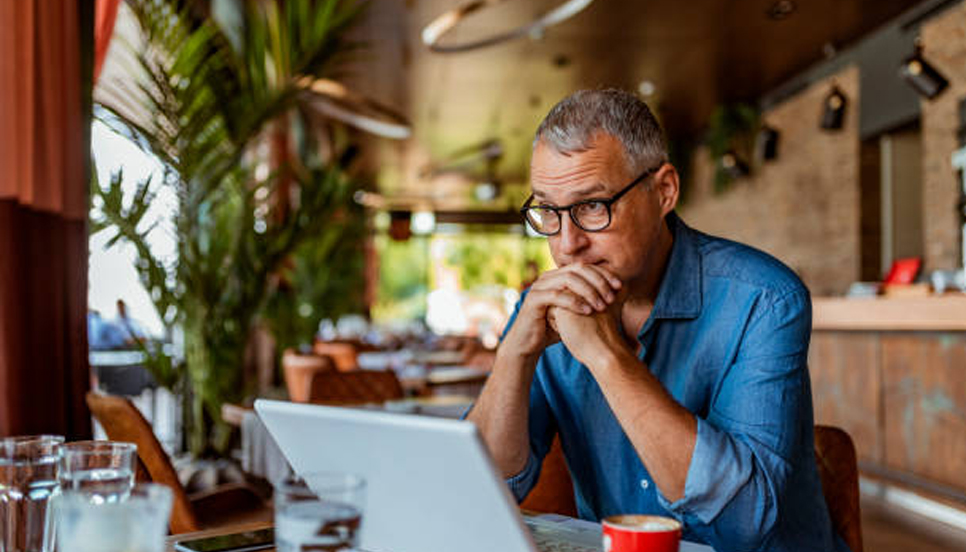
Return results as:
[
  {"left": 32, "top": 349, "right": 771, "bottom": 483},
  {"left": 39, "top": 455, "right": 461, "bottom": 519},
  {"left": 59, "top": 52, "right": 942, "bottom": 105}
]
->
[{"left": 602, "top": 515, "right": 682, "bottom": 552}]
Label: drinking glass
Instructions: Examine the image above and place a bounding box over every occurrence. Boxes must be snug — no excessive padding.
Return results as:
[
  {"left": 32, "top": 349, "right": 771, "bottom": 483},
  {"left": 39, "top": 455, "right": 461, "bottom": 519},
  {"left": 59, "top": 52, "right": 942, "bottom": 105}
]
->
[
  {"left": 55, "top": 483, "right": 172, "bottom": 552},
  {"left": 0, "top": 435, "right": 64, "bottom": 552},
  {"left": 57, "top": 441, "right": 136, "bottom": 504},
  {"left": 274, "top": 473, "right": 366, "bottom": 552}
]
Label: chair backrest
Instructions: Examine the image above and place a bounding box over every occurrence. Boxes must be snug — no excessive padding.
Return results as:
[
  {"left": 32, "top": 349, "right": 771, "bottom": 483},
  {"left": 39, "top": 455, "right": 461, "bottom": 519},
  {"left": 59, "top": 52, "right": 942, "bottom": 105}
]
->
[
  {"left": 85, "top": 392, "right": 201, "bottom": 534},
  {"left": 282, "top": 349, "right": 335, "bottom": 403},
  {"left": 814, "top": 425, "right": 863, "bottom": 552},
  {"left": 312, "top": 341, "right": 359, "bottom": 372},
  {"left": 306, "top": 369, "right": 404, "bottom": 405},
  {"left": 520, "top": 436, "right": 577, "bottom": 517}
]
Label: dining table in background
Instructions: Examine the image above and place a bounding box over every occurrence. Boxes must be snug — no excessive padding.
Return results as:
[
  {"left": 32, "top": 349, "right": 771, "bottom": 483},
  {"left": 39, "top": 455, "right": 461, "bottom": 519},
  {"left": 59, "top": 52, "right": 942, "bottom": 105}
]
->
[{"left": 228, "top": 395, "right": 477, "bottom": 484}]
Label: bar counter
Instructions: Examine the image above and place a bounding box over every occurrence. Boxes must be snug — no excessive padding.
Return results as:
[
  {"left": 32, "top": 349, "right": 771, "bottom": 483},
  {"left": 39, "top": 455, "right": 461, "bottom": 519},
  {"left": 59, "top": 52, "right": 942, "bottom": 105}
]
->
[
  {"left": 809, "top": 295, "right": 966, "bottom": 506},
  {"left": 813, "top": 295, "right": 966, "bottom": 331}
]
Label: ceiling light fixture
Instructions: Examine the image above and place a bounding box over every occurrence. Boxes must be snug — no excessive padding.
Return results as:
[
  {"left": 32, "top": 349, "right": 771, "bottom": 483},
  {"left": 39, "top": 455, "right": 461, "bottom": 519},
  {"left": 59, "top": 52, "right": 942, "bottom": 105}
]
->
[
  {"left": 899, "top": 38, "right": 949, "bottom": 100},
  {"left": 552, "top": 54, "right": 572, "bottom": 68},
  {"left": 474, "top": 181, "right": 499, "bottom": 202},
  {"left": 720, "top": 151, "right": 750, "bottom": 179},
  {"left": 353, "top": 190, "right": 387, "bottom": 209},
  {"left": 421, "top": 0, "right": 595, "bottom": 53},
  {"left": 637, "top": 80, "right": 656, "bottom": 97},
  {"left": 756, "top": 125, "right": 780, "bottom": 161},
  {"left": 411, "top": 210, "right": 436, "bottom": 235},
  {"left": 766, "top": 0, "right": 796, "bottom": 21},
  {"left": 419, "top": 139, "right": 503, "bottom": 179},
  {"left": 820, "top": 85, "right": 847, "bottom": 131},
  {"left": 300, "top": 78, "right": 412, "bottom": 140}
]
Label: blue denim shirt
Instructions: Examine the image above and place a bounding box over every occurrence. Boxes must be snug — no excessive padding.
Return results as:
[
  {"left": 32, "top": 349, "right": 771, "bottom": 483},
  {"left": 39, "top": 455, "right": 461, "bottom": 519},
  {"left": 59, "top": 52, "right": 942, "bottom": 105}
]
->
[{"left": 503, "top": 212, "right": 849, "bottom": 552}]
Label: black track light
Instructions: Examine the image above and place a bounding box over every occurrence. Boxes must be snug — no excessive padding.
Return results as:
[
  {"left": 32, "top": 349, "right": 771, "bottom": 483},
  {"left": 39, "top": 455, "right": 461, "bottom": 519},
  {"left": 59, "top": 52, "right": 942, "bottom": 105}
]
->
[
  {"left": 757, "top": 125, "right": 780, "bottom": 161},
  {"left": 820, "top": 86, "right": 847, "bottom": 131},
  {"left": 720, "top": 150, "right": 750, "bottom": 179},
  {"left": 900, "top": 40, "right": 948, "bottom": 100}
]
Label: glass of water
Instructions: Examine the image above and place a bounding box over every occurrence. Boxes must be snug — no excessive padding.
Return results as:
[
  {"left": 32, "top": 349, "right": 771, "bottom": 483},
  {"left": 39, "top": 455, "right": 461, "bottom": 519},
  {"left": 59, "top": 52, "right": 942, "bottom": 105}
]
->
[
  {"left": 0, "top": 435, "right": 64, "bottom": 552},
  {"left": 274, "top": 473, "right": 366, "bottom": 552},
  {"left": 55, "top": 483, "right": 172, "bottom": 552},
  {"left": 58, "top": 441, "right": 136, "bottom": 503}
]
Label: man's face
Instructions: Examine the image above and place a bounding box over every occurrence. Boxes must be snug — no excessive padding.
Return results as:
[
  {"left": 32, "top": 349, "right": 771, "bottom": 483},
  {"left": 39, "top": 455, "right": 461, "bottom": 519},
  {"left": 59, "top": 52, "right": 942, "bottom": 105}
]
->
[{"left": 529, "top": 133, "right": 677, "bottom": 284}]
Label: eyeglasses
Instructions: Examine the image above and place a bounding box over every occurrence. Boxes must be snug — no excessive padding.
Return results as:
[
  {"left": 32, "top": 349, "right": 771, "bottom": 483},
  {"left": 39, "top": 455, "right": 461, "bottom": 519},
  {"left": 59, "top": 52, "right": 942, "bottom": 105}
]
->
[{"left": 520, "top": 164, "right": 662, "bottom": 236}]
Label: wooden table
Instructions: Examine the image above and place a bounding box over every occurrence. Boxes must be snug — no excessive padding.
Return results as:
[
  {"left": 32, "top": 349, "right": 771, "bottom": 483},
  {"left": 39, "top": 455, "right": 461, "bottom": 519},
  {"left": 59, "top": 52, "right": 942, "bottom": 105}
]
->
[
  {"left": 411, "top": 349, "right": 466, "bottom": 366},
  {"left": 222, "top": 395, "right": 477, "bottom": 428},
  {"left": 166, "top": 517, "right": 714, "bottom": 552},
  {"left": 405, "top": 365, "right": 489, "bottom": 397},
  {"left": 225, "top": 394, "right": 478, "bottom": 483}
]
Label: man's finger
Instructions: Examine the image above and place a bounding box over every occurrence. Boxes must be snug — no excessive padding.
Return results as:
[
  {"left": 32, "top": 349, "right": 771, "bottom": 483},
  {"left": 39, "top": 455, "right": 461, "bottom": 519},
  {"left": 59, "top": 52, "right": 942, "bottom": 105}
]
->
[
  {"left": 566, "top": 264, "right": 618, "bottom": 303},
  {"left": 529, "top": 288, "right": 593, "bottom": 315},
  {"left": 582, "top": 263, "right": 623, "bottom": 292},
  {"left": 533, "top": 268, "right": 611, "bottom": 310}
]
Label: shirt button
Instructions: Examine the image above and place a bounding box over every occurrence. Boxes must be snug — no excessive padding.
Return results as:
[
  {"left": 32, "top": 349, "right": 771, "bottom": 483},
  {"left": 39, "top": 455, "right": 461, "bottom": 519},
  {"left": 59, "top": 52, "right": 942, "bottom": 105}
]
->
[{"left": 640, "top": 479, "right": 650, "bottom": 490}]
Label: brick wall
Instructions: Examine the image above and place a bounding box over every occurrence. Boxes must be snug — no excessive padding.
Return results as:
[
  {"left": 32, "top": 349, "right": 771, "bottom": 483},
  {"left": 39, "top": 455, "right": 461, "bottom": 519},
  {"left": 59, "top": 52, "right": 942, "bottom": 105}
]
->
[
  {"left": 678, "top": 66, "right": 862, "bottom": 296},
  {"left": 921, "top": 2, "right": 966, "bottom": 273}
]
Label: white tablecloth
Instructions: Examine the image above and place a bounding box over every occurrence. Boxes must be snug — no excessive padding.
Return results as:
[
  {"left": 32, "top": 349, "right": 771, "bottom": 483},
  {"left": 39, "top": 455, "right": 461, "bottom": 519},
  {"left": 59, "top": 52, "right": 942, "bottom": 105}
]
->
[{"left": 241, "top": 410, "right": 292, "bottom": 484}]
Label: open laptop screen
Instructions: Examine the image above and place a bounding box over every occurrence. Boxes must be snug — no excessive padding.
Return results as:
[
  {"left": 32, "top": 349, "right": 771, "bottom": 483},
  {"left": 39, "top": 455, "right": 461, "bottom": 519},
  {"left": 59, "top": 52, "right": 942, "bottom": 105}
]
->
[{"left": 255, "top": 400, "right": 537, "bottom": 552}]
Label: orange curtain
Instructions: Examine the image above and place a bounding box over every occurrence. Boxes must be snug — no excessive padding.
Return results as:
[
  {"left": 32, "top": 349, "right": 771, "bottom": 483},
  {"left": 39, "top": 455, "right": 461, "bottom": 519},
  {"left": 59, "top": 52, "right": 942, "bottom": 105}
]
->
[
  {"left": 0, "top": 0, "right": 92, "bottom": 438},
  {"left": 0, "top": 0, "right": 86, "bottom": 217},
  {"left": 94, "top": 0, "right": 122, "bottom": 82}
]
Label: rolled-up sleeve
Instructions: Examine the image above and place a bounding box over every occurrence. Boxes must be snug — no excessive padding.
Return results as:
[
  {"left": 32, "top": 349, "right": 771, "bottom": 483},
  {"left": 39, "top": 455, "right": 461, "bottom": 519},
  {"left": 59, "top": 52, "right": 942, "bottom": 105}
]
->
[
  {"left": 656, "top": 289, "right": 811, "bottom": 550},
  {"left": 506, "top": 449, "right": 542, "bottom": 501}
]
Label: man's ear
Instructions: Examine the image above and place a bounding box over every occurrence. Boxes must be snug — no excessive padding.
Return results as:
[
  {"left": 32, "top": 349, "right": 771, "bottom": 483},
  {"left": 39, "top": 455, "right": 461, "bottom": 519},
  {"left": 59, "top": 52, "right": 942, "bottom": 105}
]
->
[{"left": 654, "top": 163, "right": 680, "bottom": 216}]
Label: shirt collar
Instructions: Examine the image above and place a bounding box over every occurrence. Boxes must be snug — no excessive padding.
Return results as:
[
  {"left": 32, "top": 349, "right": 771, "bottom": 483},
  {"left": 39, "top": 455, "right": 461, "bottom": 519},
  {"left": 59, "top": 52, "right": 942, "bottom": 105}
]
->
[{"left": 649, "top": 211, "right": 703, "bottom": 321}]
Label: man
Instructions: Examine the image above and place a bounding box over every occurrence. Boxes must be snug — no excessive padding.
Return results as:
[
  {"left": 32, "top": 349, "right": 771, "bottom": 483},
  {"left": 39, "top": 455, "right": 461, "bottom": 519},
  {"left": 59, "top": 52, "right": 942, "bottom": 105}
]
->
[
  {"left": 467, "top": 89, "right": 848, "bottom": 552},
  {"left": 87, "top": 308, "right": 128, "bottom": 350}
]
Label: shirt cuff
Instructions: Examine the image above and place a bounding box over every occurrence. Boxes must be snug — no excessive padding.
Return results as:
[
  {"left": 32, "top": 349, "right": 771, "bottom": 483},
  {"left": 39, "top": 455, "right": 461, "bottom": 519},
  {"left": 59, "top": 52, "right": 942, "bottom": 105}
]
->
[
  {"left": 655, "top": 417, "right": 754, "bottom": 524},
  {"left": 505, "top": 450, "right": 541, "bottom": 502}
]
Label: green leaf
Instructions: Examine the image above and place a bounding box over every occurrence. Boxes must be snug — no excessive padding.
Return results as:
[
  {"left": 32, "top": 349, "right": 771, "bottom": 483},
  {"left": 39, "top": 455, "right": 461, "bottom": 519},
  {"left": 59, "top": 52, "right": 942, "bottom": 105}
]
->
[{"left": 94, "top": 0, "right": 366, "bottom": 457}]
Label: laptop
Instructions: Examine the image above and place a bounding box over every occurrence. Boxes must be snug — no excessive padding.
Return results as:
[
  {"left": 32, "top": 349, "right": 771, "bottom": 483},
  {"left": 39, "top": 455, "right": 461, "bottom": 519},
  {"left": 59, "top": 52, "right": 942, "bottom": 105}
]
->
[{"left": 255, "top": 400, "right": 713, "bottom": 552}]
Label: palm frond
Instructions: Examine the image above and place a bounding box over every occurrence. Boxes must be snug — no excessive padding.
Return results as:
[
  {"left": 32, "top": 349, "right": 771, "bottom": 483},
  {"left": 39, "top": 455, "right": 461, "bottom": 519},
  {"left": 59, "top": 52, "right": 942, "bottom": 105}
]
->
[{"left": 92, "top": 0, "right": 368, "bottom": 456}]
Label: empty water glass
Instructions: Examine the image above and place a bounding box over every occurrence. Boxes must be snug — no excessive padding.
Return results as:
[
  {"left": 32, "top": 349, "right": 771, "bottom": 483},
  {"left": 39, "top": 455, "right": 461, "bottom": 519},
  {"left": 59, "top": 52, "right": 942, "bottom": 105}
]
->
[
  {"left": 58, "top": 441, "right": 136, "bottom": 504},
  {"left": 0, "top": 435, "right": 64, "bottom": 552},
  {"left": 274, "top": 473, "right": 366, "bottom": 552},
  {"left": 55, "top": 483, "right": 172, "bottom": 552}
]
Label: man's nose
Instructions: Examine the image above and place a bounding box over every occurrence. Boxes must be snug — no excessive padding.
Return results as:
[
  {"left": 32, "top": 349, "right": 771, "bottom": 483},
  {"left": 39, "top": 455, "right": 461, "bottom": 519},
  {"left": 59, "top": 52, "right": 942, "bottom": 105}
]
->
[{"left": 556, "top": 213, "right": 590, "bottom": 257}]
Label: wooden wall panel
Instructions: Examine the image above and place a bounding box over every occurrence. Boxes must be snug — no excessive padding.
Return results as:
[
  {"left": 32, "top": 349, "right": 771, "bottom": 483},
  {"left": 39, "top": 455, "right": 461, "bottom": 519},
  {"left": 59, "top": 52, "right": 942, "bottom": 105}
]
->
[
  {"left": 809, "top": 332, "right": 882, "bottom": 464},
  {"left": 881, "top": 334, "right": 966, "bottom": 493}
]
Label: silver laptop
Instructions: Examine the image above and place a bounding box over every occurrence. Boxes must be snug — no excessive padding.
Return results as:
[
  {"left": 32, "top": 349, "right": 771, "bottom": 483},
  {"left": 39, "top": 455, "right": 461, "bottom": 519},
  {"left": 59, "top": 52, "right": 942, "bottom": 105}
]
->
[{"left": 254, "top": 399, "right": 601, "bottom": 552}]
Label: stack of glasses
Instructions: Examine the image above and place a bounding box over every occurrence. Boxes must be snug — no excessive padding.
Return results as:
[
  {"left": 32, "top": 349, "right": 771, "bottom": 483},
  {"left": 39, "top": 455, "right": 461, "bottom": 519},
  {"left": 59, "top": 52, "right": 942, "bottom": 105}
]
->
[{"left": 0, "top": 435, "right": 172, "bottom": 552}]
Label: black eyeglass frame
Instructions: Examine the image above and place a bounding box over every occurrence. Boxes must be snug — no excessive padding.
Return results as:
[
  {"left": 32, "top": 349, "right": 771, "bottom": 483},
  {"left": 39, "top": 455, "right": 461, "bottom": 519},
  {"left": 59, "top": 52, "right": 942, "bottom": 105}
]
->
[{"left": 520, "top": 163, "right": 663, "bottom": 236}]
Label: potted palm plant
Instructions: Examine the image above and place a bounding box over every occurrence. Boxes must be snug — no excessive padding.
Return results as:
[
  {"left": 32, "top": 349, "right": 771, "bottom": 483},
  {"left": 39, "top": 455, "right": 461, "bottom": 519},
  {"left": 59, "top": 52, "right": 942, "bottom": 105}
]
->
[
  {"left": 91, "top": 0, "right": 368, "bottom": 456},
  {"left": 705, "top": 103, "right": 760, "bottom": 193}
]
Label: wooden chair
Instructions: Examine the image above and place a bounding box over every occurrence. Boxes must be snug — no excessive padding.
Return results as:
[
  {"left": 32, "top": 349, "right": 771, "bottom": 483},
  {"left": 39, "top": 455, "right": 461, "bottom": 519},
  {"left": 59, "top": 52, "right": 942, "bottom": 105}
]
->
[
  {"left": 520, "top": 436, "right": 577, "bottom": 517},
  {"left": 814, "top": 425, "right": 863, "bottom": 552},
  {"left": 282, "top": 349, "right": 335, "bottom": 403},
  {"left": 306, "top": 369, "right": 404, "bottom": 404},
  {"left": 311, "top": 341, "right": 359, "bottom": 372},
  {"left": 85, "top": 392, "right": 272, "bottom": 534}
]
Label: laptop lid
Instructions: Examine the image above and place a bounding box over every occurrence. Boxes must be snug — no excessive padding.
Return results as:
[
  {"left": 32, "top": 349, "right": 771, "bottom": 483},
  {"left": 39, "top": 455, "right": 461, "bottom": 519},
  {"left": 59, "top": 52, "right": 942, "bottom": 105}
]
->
[{"left": 254, "top": 399, "right": 537, "bottom": 552}]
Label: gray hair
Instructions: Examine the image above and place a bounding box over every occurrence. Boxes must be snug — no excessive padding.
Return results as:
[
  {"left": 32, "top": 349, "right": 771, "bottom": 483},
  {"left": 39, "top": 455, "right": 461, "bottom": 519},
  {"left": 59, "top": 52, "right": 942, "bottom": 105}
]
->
[{"left": 533, "top": 88, "right": 668, "bottom": 175}]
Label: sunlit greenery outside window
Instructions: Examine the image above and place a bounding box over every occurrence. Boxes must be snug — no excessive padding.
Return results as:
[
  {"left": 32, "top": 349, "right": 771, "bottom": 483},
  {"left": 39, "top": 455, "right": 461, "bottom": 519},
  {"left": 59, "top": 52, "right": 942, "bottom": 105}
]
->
[
  {"left": 373, "top": 224, "right": 554, "bottom": 344},
  {"left": 373, "top": 235, "right": 431, "bottom": 323}
]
